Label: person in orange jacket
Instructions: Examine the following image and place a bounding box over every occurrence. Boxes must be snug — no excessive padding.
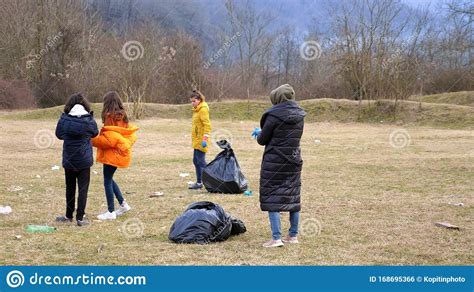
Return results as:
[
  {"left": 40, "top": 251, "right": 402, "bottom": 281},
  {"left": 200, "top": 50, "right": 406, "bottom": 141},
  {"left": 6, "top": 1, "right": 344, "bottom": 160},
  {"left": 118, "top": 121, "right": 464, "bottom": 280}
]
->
[
  {"left": 189, "top": 90, "right": 211, "bottom": 190},
  {"left": 92, "top": 91, "right": 139, "bottom": 220}
]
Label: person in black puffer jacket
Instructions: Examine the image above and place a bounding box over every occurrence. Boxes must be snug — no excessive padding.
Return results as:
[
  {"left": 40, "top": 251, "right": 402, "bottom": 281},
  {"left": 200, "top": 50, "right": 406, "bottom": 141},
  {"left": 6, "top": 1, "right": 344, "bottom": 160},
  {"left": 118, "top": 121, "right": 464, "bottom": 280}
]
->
[
  {"left": 251, "top": 84, "right": 306, "bottom": 248},
  {"left": 55, "top": 93, "right": 99, "bottom": 226}
]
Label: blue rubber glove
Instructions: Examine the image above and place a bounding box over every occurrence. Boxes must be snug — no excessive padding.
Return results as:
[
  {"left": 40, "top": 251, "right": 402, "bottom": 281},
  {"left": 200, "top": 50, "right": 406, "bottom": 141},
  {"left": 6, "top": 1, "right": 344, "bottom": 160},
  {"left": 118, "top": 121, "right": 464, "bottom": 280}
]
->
[
  {"left": 251, "top": 127, "right": 261, "bottom": 139},
  {"left": 201, "top": 136, "right": 208, "bottom": 148}
]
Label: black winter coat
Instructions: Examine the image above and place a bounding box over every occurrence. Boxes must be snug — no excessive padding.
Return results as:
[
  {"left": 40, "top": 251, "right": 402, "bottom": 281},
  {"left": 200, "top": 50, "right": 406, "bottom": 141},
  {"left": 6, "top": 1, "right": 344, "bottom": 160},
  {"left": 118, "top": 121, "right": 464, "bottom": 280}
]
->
[
  {"left": 55, "top": 112, "right": 99, "bottom": 170},
  {"left": 257, "top": 101, "right": 306, "bottom": 212}
]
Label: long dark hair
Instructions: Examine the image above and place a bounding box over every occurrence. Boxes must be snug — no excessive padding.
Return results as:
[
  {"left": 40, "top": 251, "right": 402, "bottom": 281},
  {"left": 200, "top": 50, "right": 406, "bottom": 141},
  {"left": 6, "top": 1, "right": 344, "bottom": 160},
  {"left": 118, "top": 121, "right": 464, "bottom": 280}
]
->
[
  {"left": 101, "top": 91, "right": 129, "bottom": 123},
  {"left": 64, "top": 93, "right": 91, "bottom": 113}
]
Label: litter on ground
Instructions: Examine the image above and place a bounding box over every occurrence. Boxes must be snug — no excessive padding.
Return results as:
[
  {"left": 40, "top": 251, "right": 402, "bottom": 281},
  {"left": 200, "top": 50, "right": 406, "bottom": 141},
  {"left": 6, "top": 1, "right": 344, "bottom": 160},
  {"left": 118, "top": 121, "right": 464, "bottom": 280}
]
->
[
  {"left": 149, "top": 192, "right": 164, "bottom": 198},
  {"left": 26, "top": 225, "right": 57, "bottom": 233},
  {"left": 8, "top": 186, "right": 23, "bottom": 192},
  {"left": 0, "top": 206, "right": 12, "bottom": 214},
  {"left": 434, "top": 222, "right": 460, "bottom": 230}
]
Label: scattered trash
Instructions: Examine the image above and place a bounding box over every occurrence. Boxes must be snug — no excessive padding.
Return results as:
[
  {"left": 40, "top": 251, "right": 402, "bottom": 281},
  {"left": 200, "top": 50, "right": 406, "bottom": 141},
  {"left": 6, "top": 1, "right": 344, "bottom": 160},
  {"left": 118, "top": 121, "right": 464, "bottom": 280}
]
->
[
  {"left": 125, "top": 191, "right": 136, "bottom": 195},
  {"left": 97, "top": 243, "right": 105, "bottom": 253},
  {"left": 8, "top": 186, "right": 23, "bottom": 192},
  {"left": 314, "top": 139, "right": 321, "bottom": 144},
  {"left": 35, "top": 174, "right": 41, "bottom": 179},
  {"left": 187, "top": 181, "right": 195, "bottom": 185},
  {"left": 93, "top": 170, "right": 98, "bottom": 175},
  {"left": 26, "top": 224, "right": 57, "bottom": 233},
  {"left": 149, "top": 192, "right": 164, "bottom": 198},
  {"left": 0, "top": 206, "right": 12, "bottom": 214},
  {"left": 179, "top": 173, "right": 190, "bottom": 178},
  {"left": 434, "top": 222, "right": 460, "bottom": 230},
  {"left": 14, "top": 235, "right": 22, "bottom": 240},
  {"left": 51, "top": 165, "right": 60, "bottom": 171},
  {"left": 244, "top": 190, "right": 253, "bottom": 196},
  {"left": 448, "top": 202, "right": 464, "bottom": 207}
]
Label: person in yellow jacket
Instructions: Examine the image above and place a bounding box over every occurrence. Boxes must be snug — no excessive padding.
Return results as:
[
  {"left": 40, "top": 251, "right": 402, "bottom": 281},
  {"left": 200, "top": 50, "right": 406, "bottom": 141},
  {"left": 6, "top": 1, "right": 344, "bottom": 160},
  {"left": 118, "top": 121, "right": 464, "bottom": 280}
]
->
[
  {"left": 92, "top": 91, "right": 139, "bottom": 220},
  {"left": 189, "top": 90, "right": 211, "bottom": 189}
]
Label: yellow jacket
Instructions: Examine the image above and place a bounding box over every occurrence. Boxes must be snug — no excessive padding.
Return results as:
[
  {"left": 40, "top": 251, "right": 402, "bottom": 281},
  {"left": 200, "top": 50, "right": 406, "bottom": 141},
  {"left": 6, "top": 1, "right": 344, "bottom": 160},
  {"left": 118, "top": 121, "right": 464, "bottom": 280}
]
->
[
  {"left": 92, "top": 125, "right": 139, "bottom": 168},
  {"left": 192, "top": 101, "right": 211, "bottom": 152}
]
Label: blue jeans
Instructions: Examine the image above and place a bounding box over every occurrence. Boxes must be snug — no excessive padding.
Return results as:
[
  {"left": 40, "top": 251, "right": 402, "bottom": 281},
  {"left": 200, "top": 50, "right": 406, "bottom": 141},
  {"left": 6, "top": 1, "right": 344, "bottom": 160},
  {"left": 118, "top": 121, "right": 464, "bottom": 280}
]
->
[
  {"left": 103, "top": 164, "right": 124, "bottom": 212},
  {"left": 193, "top": 149, "right": 206, "bottom": 183},
  {"left": 268, "top": 211, "right": 300, "bottom": 240}
]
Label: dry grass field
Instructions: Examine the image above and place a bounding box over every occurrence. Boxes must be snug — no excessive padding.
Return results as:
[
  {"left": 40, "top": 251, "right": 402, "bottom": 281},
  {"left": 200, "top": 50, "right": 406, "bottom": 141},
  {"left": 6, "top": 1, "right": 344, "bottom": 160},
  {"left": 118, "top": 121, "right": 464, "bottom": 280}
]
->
[{"left": 1, "top": 106, "right": 473, "bottom": 265}]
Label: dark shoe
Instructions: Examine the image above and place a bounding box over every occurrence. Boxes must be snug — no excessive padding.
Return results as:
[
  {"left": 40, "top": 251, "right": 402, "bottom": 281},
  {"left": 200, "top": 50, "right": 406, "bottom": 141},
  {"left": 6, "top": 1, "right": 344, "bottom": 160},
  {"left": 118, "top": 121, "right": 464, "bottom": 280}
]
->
[
  {"left": 56, "top": 216, "right": 73, "bottom": 222},
  {"left": 76, "top": 219, "right": 89, "bottom": 226},
  {"left": 188, "top": 182, "right": 203, "bottom": 190}
]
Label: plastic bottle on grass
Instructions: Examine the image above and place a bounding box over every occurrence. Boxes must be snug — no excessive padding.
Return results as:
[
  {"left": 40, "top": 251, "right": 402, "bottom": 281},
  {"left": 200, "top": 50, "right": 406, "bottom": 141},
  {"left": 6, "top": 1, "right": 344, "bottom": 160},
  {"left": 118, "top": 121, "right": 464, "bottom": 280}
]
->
[{"left": 26, "top": 225, "right": 57, "bottom": 233}]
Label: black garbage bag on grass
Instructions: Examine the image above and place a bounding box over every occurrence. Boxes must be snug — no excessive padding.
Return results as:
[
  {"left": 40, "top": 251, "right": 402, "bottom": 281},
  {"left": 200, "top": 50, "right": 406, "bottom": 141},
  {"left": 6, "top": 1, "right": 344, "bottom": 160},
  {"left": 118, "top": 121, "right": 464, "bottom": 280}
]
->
[
  {"left": 168, "top": 201, "right": 246, "bottom": 244},
  {"left": 202, "top": 140, "right": 248, "bottom": 194}
]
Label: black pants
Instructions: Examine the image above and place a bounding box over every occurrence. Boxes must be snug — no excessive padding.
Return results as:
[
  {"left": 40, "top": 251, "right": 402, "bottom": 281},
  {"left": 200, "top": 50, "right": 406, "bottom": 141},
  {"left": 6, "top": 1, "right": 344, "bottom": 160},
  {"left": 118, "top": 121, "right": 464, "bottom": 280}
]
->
[{"left": 65, "top": 168, "right": 90, "bottom": 221}]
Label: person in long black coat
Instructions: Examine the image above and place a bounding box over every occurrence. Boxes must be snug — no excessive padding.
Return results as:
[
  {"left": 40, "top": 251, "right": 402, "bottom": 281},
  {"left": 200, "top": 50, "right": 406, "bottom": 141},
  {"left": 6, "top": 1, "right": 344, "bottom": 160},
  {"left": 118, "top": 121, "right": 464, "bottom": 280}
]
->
[
  {"left": 252, "top": 84, "right": 306, "bottom": 248},
  {"left": 55, "top": 93, "right": 99, "bottom": 226}
]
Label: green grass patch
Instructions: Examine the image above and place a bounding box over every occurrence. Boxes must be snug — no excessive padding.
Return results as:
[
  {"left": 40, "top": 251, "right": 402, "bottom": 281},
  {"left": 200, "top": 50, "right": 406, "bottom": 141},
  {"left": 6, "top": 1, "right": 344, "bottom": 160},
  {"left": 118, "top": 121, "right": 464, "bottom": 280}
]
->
[{"left": 2, "top": 94, "right": 474, "bottom": 129}]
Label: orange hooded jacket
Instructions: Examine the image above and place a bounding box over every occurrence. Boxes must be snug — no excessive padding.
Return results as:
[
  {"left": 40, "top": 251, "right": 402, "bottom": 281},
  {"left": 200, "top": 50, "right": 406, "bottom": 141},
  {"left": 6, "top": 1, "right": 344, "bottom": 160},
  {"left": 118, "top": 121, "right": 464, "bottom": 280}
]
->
[{"left": 92, "top": 113, "right": 139, "bottom": 168}]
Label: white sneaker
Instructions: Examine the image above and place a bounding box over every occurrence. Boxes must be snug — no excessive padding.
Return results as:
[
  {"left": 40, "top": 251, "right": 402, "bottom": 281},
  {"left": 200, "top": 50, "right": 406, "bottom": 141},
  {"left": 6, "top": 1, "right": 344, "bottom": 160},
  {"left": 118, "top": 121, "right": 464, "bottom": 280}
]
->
[
  {"left": 282, "top": 236, "right": 299, "bottom": 244},
  {"left": 97, "top": 211, "right": 116, "bottom": 220},
  {"left": 115, "top": 202, "right": 131, "bottom": 216},
  {"left": 262, "top": 239, "right": 284, "bottom": 248}
]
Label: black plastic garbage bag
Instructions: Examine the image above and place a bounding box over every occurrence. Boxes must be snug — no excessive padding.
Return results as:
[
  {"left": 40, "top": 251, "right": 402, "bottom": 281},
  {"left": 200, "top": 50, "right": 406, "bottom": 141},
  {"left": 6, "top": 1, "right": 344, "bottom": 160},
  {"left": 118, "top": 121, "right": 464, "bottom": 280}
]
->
[
  {"left": 202, "top": 140, "right": 248, "bottom": 194},
  {"left": 169, "top": 201, "right": 246, "bottom": 244}
]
